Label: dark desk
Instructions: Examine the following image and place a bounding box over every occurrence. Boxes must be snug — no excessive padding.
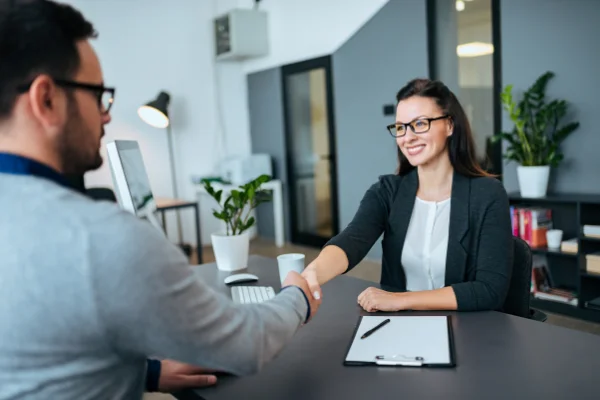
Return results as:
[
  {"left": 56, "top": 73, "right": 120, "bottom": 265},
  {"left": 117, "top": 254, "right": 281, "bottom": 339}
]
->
[
  {"left": 183, "top": 255, "right": 600, "bottom": 400},
  {"left": 156, "top": 198, "right": 202, "bottom": 263}
]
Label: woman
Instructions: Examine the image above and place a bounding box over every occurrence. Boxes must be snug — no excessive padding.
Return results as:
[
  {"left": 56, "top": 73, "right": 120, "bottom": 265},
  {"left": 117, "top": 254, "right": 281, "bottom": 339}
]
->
[{"left": 302, "top": 78, "right": 513, "bottom": 312}]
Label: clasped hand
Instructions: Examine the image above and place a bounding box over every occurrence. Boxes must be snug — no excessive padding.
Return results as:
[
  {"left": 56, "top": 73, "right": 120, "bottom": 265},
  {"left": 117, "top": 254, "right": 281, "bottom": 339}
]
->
[{"left": 282, "top": 270, "right": 322, "bottom": 323}]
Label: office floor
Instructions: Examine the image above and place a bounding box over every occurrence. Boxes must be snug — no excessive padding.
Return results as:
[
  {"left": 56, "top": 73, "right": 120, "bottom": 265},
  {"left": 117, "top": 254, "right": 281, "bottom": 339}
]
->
[{"left": 144, "top": 237, "right": 600, "bottom": 400}]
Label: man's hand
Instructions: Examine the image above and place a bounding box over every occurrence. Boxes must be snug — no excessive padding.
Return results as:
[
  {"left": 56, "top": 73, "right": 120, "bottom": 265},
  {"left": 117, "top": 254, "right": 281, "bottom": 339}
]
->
[
  {"left": 357, "top": 287, "right": 405, "bottom": 312},
  {"left": 282, "top": 270, "right": 322, "bottom": 322},
  {"left": 158, "top": 359, "right": 218, "bottom": 393}
]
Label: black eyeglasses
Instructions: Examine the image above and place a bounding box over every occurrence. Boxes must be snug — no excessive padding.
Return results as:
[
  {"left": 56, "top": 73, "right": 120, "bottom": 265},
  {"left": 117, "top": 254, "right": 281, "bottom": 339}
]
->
[
  {"left": 17, "top": 79, "right": 115, "bottom": 114},
  {"left": 386, "top": 115, "right": 450, "bottom": 138}
]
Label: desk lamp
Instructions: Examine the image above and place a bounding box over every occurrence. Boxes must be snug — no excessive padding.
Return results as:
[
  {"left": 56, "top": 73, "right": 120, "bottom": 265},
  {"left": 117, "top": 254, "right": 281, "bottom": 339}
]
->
[{"left": 138, "top": 91, "right": 184, "bottom": 247}]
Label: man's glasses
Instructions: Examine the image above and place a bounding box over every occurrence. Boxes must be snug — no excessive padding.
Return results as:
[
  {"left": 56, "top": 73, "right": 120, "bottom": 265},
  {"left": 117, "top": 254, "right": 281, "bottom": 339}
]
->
[
  {"left": 386, "top": 115, "right": 450, "bottom": 138},
  {"left": 18, "top": 79, "right": 115, "bottom": 114}
]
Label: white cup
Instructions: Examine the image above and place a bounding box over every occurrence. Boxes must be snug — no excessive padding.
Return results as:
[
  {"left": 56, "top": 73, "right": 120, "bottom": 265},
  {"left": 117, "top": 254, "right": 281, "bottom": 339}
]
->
[
  {"left": 277, "top": 253, "right": 305, "bottom": 284},
  {"left": 546, "top": 229, "right": 563, "bottom": 249}
]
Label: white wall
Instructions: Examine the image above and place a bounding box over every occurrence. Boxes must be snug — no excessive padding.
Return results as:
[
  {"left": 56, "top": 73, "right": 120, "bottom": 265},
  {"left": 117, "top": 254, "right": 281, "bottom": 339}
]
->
[
  {"left": 214, "top": 0, "right": 389, "bottom": 160},
  {"left": 235, "top": 0, "right": 389, "bottom": 74},
  {"left": 63, "top": 0, "right": 388, "bottom": 247},
  {"left": 63, "top": 0, "right": 230, "bottom": 246}
]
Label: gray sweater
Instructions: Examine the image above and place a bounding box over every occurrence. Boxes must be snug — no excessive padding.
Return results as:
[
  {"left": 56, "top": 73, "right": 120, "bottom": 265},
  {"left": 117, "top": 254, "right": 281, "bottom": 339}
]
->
[{"left": 0, "top": 173, "right": 307, "bottom": 400}]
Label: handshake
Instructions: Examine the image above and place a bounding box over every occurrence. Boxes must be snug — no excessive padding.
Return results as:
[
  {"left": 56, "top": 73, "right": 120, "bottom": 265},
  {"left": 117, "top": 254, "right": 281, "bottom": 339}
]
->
[{"left": 282, "top": 267, "right": 322, "bottom": 323}]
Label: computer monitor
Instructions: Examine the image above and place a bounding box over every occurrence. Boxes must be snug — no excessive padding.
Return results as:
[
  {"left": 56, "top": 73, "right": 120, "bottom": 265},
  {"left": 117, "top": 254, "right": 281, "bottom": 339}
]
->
[{"left": 106, "top": 140, "right": 163, "bottom": 232}]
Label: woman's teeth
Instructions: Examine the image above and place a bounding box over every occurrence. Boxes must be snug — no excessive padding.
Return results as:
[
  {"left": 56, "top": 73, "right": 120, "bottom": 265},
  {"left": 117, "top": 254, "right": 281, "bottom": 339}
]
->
[{"left": 406, "top": 144, "right": 425, "bottom": 156}]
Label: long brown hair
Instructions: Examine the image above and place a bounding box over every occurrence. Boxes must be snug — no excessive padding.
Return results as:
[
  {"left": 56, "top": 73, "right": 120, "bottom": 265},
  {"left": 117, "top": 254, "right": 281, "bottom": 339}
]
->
[{"left": 394, "top": 78, "right": 492, "bottom": 178}]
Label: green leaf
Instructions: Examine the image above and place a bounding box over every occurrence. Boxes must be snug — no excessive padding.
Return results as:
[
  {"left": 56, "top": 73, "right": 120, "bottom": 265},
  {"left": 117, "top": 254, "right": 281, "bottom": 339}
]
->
[
  {"left": 553, "top": 122, "right": 579, "bottom": 143},
  {"left": 213, "top": 211, "right": 227, "bottom": 221},
  {"left": 203, "top": 181, "right": 215, "bottom": 197},
  {"left": 207, "top": 175, "right": 274, "bottom": 233},
  {"left": 231, "top": 190, "right": 241, "bottom": 209},
  {"left": 247, "top": 186, "right": 255, "bottom": 203},
  {"left": 499, "top": 71, "right": 578, "bottom": 168}
]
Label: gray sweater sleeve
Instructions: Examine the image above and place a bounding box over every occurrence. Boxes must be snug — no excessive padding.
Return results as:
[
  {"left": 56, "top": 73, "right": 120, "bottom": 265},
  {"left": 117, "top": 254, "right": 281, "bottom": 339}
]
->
[{"left": 87, "top": 212, "right": 307, "bottom": 376}]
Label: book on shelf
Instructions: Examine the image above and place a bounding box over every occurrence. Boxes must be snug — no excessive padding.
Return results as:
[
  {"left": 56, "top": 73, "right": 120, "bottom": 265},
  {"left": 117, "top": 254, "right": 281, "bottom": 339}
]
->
[
  {"left": 511, "top": 207, "right": 553, "bottom": 248},
  {"left": 583, "top": 225, "right": 600, "bottom": 237},
  {"left": 531, "top": 255, "right": 578, "bottom": 306},
  {"left": 534, "top": 291, "right": 578, "bottom": 306},
  {"left": 586, "top": 252, "right": 600, "bottom": 275},
  {"left": 585, "top": 296, "right": 600, "bottom": 311},
  {"left": 560, "top": 238, "right": 578, "bottom": 253}
]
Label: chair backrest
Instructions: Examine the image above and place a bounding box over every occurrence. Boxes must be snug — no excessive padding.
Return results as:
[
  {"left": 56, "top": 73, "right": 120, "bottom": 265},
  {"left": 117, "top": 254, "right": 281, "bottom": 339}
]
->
[
  {"left": 502, "top": 236, "right": 532, "bottom": 318},
  {"left": 86, "top": 187, "right": 117, "bottom": 203}
]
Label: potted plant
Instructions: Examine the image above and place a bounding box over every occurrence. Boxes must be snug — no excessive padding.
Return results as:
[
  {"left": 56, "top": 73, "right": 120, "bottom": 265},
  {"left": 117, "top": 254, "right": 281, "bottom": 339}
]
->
[
  {"left": 202, "top": 174, "right": 272, "bottom": 271},
  {"left": 493, "top": 71, "right": 579, "bottom": 198}
]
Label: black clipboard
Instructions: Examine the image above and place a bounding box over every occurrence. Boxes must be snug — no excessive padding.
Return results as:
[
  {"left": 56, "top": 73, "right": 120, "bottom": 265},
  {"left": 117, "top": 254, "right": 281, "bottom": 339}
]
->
[{"left": 343, "top": 315, "right": 456, "bottom": 368}]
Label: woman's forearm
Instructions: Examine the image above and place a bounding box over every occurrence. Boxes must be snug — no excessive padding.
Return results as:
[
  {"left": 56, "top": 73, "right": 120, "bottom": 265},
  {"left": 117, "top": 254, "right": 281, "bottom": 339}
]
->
[
  {"left": 400, "top": 286, "right": 458, "bottom": 310},
  {"left": 304, "top": 245, "right": 349, "bottom": 286}
]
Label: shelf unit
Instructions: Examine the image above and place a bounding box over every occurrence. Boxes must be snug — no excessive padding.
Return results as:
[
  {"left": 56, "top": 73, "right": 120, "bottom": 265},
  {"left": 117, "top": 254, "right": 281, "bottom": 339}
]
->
[{"left": 509, "top": 192, "right": 600, "bottom": 323}]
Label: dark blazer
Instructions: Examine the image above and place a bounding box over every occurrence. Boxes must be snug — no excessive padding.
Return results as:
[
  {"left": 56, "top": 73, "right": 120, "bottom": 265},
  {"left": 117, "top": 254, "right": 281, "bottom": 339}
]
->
[{"left": 326, "top": 169, "right": 514, "bottom": 312}]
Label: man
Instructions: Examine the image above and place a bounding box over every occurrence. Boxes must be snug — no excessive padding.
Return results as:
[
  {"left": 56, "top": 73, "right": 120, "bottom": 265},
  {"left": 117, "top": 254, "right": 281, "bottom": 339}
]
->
[{"left": 0, "top": 1, "right": 322, "bottom": 399}]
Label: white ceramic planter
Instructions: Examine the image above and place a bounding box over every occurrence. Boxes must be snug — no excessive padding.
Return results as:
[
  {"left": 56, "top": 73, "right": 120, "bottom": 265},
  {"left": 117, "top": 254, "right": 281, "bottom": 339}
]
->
[
  {"left": 517, "top": 165, "right": 550, "bottom": 198},
  {"left": 211, "top": 231, "right": 250, "bottom": 272}
]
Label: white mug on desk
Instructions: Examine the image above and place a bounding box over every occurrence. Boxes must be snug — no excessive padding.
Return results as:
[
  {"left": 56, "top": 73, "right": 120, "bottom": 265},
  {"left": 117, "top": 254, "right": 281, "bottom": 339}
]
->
[
  {"left": 277, "top": 253, "right": 305, "bottom": 284},
  {"left": 547, "top": 229, "right": 563, "bottom": 249}
]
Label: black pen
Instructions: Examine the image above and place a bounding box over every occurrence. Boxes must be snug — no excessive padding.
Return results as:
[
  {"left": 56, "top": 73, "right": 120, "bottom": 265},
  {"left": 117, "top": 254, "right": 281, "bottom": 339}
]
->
[{"left": 361, "top": 318, "right": 391, "bottom": 339}]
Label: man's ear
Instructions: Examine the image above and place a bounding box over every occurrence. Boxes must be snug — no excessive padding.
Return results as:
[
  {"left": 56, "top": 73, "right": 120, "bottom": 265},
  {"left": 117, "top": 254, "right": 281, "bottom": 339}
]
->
[{"left": 28, "top": 75, "right": 66, "bottom": 131}]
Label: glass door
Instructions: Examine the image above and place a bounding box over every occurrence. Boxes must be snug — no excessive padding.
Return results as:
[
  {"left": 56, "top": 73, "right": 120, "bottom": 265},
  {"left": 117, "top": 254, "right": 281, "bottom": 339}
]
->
[
  {"left": 282, "top": 56, "right": 339, "bottom": 247},
  {"left": 428, "top": 0, "right": 502, "bottom": 176}
]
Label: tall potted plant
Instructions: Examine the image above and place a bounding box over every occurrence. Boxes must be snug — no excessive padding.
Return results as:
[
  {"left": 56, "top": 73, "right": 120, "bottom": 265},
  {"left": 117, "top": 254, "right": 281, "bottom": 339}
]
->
[
  {"left": 202, "top": 174, "right": 272, "bottom": 271},
  {"left": 493, "top": 71, "right": 579, "bottom": 198}
]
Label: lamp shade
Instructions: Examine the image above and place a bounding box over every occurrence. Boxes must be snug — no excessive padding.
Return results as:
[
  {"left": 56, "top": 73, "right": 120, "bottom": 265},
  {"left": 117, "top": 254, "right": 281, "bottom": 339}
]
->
[{"left": 138, "top": 91, "right": 171, "bottom": 128}]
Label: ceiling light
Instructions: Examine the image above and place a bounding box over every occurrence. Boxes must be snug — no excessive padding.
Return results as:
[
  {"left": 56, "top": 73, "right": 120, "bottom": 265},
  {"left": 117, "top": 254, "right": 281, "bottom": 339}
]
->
[
  {"left": 456, "top": 0, "right": 465, "bottom": 11},
  {"left": 457, "top": 42, "right": 494, "bottom": 58}
]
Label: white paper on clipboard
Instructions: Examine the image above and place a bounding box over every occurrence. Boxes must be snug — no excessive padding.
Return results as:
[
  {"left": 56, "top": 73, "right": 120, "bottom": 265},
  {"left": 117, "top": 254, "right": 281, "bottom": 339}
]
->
[{"left": 344, "top": 316, "right": 453, "bottom": 366}]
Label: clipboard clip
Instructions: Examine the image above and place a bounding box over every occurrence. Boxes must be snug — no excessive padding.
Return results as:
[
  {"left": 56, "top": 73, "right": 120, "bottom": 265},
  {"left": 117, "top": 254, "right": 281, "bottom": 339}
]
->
[{"left": 374, "top": 354, "right": 425, "bottom": 366}]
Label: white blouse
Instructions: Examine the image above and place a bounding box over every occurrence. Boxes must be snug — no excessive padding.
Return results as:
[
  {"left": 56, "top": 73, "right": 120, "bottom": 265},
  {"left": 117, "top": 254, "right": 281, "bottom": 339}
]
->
[{"left": 401, "top": 197, "right": 451, "bottom": 291}]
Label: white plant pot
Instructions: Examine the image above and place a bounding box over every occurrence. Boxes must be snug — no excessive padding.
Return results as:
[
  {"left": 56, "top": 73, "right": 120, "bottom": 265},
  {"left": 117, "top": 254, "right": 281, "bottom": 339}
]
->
[
  {"left": 517, "top": 165, "right": 550, "bottom": 198},
  {"left": 211, "top": 232, "right": 250, "bottom": 272}
]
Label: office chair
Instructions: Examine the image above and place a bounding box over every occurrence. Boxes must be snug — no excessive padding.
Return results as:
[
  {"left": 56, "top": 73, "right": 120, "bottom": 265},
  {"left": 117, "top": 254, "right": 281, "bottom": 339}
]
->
[
  {"left": 85, "top": 187, "right": 117, "bottom": 202},
  {"left": 503, "top": 236, "right": 548, "bottom": 322},
  {"left": 64, "top": 174, "right": 117, "bottom": 202}
]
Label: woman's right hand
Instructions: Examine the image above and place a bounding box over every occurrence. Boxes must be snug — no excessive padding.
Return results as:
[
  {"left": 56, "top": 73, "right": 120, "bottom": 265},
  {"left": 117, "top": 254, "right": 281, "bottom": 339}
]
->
[{"left": 302, "top": 262, "right": 323, "bottom": 301}]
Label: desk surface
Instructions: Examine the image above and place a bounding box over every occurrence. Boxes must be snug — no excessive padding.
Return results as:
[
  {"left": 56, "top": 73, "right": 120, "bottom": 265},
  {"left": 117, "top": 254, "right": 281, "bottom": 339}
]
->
[{"left": 187, "top": 255, "right": 600, "bottom": 400}]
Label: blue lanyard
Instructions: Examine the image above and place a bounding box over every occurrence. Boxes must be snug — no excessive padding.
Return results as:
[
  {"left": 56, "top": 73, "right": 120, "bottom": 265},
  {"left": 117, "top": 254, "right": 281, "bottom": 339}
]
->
[{"left": 0, "top": 152, "right": 70, "bottom": 189}]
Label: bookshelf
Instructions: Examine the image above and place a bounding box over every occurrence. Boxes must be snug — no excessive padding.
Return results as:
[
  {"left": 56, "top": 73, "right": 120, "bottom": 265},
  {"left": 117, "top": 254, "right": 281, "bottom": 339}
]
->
[
  {"left": 509, "top": 192, "right": 600, "bottom": 323},
  {"left": 531, "top": 247, "right": 577, "bottom": 257}
]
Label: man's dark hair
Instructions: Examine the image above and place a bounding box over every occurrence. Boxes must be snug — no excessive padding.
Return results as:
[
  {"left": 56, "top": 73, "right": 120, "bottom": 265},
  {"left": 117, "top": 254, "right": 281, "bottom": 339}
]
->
[{"left": 0, "top": 0, "right": 97, "bottom": 119}]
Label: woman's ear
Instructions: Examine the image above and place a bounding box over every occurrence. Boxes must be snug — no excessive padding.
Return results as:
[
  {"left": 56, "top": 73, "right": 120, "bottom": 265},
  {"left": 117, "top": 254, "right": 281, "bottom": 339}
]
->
[{"left": 446, "top": 119, "right": 454, "bottom": 137}]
